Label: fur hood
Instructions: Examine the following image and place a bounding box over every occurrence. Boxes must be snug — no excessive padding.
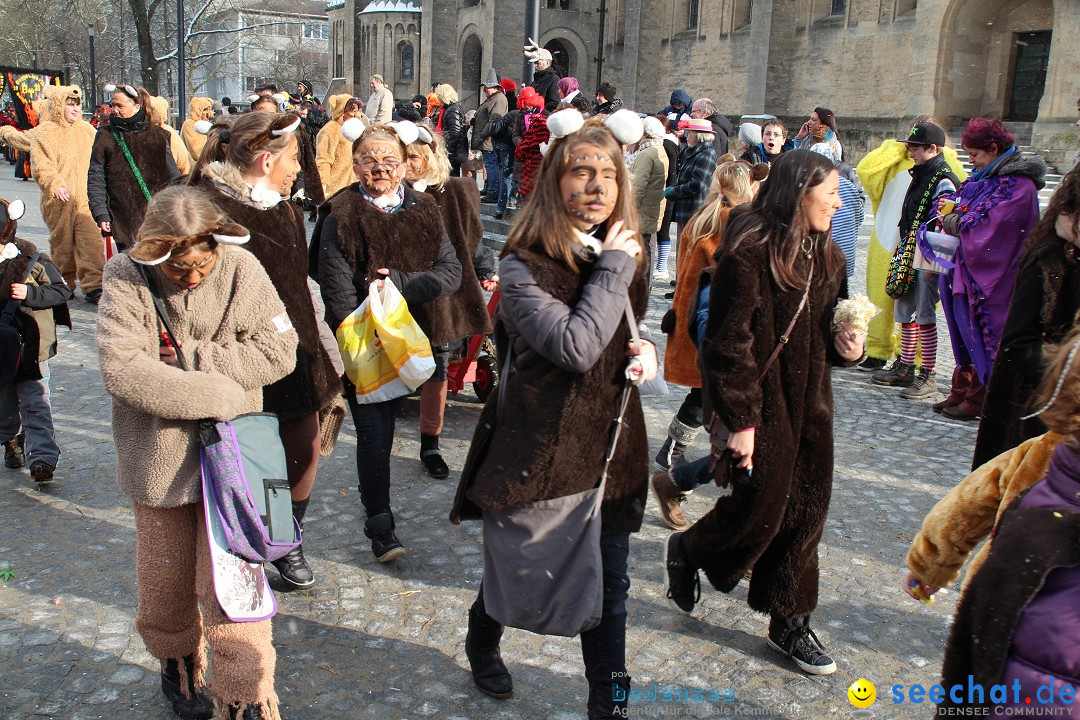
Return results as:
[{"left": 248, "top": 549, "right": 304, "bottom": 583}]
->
[
  {"left": 327, "top": 93, "right": 354, "bottom": 122},
  {"left": 187, "top": 96, "right": 213, "bottom": 122},
  {"left": 148, "top": 96, "right": 172, "bottom": 127},
  {"left": 0, "top": 237, "right": 42, "bottom": 300},
  {"left": 989, "top": 151, "right": 1048, "bottom": 190},
  {"left": 42, "top": 85, "right": 84, "bottom": 126}
]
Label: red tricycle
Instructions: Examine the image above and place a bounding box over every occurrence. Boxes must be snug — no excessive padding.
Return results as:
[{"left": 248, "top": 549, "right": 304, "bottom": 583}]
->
[{"left": 447, "top": 289, "right": 500, "bottom": 402}]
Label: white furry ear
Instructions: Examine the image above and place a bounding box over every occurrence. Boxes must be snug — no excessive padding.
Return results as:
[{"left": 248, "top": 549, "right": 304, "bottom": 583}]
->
[
  {"left": 247, "top": 94, "right": 260, "bottom": 104},
  {"left": 104, "top": 83, "right": 117, "bottom": 95},
  {"left": 416, "top": 126, "right": 433, "bottom": 144},
  {"left": 130, "top": 250, "right": 171, "bottom": 266},
  {"left": 194, "top": 119, "right": 213, "bottom": 135},
  {"left": 211, "top": 232, "right": 250, "bottom": 245},
  {"left": 7, "top": 199, "right": 24, "bottom": 221},
  {"left": 272, "top": 92, "right": 288, "bottom": 105},
  {"left": 539, "top": 141, "right": 551, "bottom": 157},
  {"left": 341, "top": 117, "right": 367, "bottom": 143},
  {"left": 390, "top": 121, "right": 419, "bottom": 145},
  {"left": 605, "top": 109, "right": 644, "bottom": 146},
  {"left": 546, "top": 109, "right": 585, "bottom": 139}
]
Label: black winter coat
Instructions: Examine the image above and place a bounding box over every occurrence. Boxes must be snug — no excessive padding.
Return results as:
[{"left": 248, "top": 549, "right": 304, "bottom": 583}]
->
[
  {"left": 530, "top": 68, "right": 562, "bottom": 114},
  {"left": 441, "top": 103, "right": 468, "bottom": 167}
]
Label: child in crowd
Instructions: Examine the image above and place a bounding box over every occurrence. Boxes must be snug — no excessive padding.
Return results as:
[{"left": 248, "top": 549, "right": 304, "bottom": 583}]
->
[
  {"left": 872, "top": 122, "right": 959, "bottom": 400},
  {"left": 0, "top": 197, "right": 73, "bottom": 483}
]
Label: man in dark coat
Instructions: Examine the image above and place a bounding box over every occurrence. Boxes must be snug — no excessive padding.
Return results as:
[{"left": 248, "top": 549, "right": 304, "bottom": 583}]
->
[
  {"left": 691, "top": 98, "right": 732, "bottom": 157},
  {"left": 527, "top": 48, "right": 562, "bottom": 114}
]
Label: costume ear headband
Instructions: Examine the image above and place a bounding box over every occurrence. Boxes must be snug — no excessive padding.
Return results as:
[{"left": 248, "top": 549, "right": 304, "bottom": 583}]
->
[
  {"left": 544, "top": 108, "right": 645, "bottom": 148},
  {"left": 0, "top": 198, "right": 25, "bottom": 244},
  {"left": 129, "top": 222, "right": 250, "bottom": 266},
  {"left": 342, "top": 118, "right": 421, "bottom": 146},
  {"left": 105, "top": 84, "right": 139, "bottom": 101}
]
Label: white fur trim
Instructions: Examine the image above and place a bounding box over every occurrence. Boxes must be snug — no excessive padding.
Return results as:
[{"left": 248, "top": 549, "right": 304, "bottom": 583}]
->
[
  {"left": 562, "top": 89, "right": 580, "bottom": 103},
  {"left": 642, "top": 116, "right": 665, "bottom": 139},
  {"left": 247, "top": 94, "right": 261, "bottom": 104},
  {"left": 390, "top": 121, "right": 419, "bottom": 145},
  {"left": 605, "top": 109, "right": 644, "bottom": 146},
  {"left": 7, "top": 199, "right": 25, "bottom": 221},
  {"left": 0, "top": 242, "right": 19, "bottom": 262},
  {"left": 539, "top": 141, "right": 550, "bottom": 157},
  {"left": 271, "top": 115, "right": 302, "bottom": 135},
  {"left": 130, "top": 251, "right": 171, "bottom": 266},
  {"left": 193, "top": 120, "right": 213, "bottom": 135},
  {"left": 341, "top": 117, "right": 367, "bottom": 143},
  {"left": 211, "top": 233, "right": 250, "bottom": 245},
  {"left": 412, "top": 180, "right": 429, "bottom": 193},
  {"left": 546, "top": 109, "right": 585, "bottom": 139}
]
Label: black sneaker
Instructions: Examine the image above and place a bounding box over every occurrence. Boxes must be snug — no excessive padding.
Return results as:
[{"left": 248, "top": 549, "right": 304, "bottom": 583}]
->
[
  {"left": 161, "top": 656, "right": 215, "bottom": 720},
  {"left": 871, "top": 360, "right": 915, "bottom": 387},
  {"left": 84, "top": 289, "right": 102, "bottom": 305},
  {"left": 364, "top": 512, "right": 405, "bottom": 563},
  {"left": 3, "top": 434, "right": 24, "bottom": 469},
  {"left": 29, "top": 459, "right": 54, "bottom": 483},
  {"left": 767, "top": 616, "right": 837, "bottom": 675},
  {"left": 270, "top": 544, "right": 315, "bottom": 587},
  {"left": 663, "top": 533, "right": 700, "bottom": 615},
  {"left": 856, "top": 356, "right": 887, "bottom": 372},
  {"left": 899, "top": 369, "right": 937, "bottom": 400}
]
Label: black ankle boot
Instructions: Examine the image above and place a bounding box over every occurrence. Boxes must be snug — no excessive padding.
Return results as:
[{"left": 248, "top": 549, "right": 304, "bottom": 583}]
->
[
  {"left": 228, "top": 703, "right": 264, "bottom": 719},
  {"left": 582, "top": 613, "right": 629, "bottom": 719},
  {"left": 420, "top": 433, "right": 449, "bottom": 478},
  {"left": 161, "top": 655, "right": 214, "bottom": 720},
  {"left": 465, "top": 602, "right": 512, "bottom": 699},
  {"left": 364, "top": 511, "right": 405, "bottom": 562},
  {"left": 271, "top": 498, "right": 314, "bottom": 587}
]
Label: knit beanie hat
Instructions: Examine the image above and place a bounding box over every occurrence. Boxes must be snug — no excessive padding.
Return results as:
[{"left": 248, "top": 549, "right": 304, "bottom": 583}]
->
[
  {"left": 642, "top": 116, "right": 665, "bottom": 139},
  {"left": 738, "top": 123, "right": 762, "bottom": 148}
]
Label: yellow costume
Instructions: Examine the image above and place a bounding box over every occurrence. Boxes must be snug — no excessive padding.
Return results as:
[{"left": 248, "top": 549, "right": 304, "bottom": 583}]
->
[
  {"left": 856, "top": 140, "right": 966, "bottom": 361},
  {"left": 180, "top": 97, "right": 213, "bottom": 161},
  {"left": 315, "top": 94, "right": 362, "bottom": 197},
  {"left": 907, "top": 432, "right": 1060, "bottom": 592},
  {"left": 0, "top": 86, "right": 102, "bottom": 293},
  {"left": 149, "top": 96, "right": 194, "bottom": 175}
]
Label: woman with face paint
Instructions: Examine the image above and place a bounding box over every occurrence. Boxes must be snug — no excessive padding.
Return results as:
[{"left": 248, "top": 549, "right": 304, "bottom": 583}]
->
[
  {"left": 312, "top": 121, "right": 462, "bottom": 563},
  {"left": 188, "top": 113, "right": 344, "bottom": 589},
  {"left": 450, "top": 112, "right": 658, "bottom": 719},
  {"left": 96, "top": 186, "right": 298, "bottom": 720},
  {"left": 87, "top": 83, "right": 182, "bottom": 255},
  {"left": 662, "top": 150, "right": 863, "bottom": 677}
]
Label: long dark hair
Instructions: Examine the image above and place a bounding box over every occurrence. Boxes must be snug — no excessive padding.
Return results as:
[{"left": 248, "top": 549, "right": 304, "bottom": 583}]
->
[
  {"left": 720, "top": 149, "right": 841, "bottom": 289},
  {"left": 1020, "top": 165, "right": 1079, "bottom": 268}
]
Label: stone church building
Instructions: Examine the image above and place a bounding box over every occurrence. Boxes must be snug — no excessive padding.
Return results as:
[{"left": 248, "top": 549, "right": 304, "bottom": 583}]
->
[{"left": 328, "top": 0, "right": 1079, "bottom": 165}]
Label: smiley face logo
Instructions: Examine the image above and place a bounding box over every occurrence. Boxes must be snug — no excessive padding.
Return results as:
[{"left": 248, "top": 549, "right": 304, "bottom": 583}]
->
[{"left": 848, "top": 678, "right": 876, "bottom": 709}]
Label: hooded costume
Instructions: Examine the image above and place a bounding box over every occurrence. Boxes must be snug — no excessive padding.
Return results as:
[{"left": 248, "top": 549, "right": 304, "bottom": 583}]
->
[
  {"left": 180, "top": 96, "right": 214, "bottom": 160},
  {"left": 148, "top": 96, "right": 194, "bottom": 175},
  {"left": 315, "top": 94, "right": 362, "bottom": 197},
  {"left": 1, "top": 86, "right": 103, "bottom": 294}
]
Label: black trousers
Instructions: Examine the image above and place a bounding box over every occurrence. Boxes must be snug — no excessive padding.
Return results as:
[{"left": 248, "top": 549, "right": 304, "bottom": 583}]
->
[
  {"left": 344, "top": 388, "right": 405, "bottom": 516},
  {"left": 676, "top": 386, "right": 704, "bottom": 428}
]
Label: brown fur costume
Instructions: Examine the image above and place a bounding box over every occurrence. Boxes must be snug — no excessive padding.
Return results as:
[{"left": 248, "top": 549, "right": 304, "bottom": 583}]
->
[
  {"left": 315, "top": 94, "right": 361, "bottom": 197},
  {"left": 680, "top": 238, "right": 847, "bottom": 619},
  {"left": 325, "top": 184, "right": 462, "bottom": 344},
  {"left": 908, "top": 432, "right": 1060, "bottom": 591},
  {"left": 149, "top": 96, "right": 194, "bottom": 175},
  {"left": 180, "top": 97, "right": 213, "bottom": 160},
  {"left": 420, "top": 178, "right": 494, "bottom": 340},
  {"left": 199, "top": 165, "right": 343, "bottom": 433},
  {"left": 451, "top": 247, "right": 651, "bottom": 533},
  {"left": 7, "top": 86, "right": 103, "bottom": 293}
]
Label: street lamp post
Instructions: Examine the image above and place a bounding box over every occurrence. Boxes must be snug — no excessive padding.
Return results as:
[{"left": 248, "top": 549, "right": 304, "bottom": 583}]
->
[
  {"left": 523, "top": 0, "right": 539, "bottom": 84},
  {"left": 177, "top": 0, "right": 186, "bottom": 126},
  {"left": 88, "top": 24, "right": 97, "bottom": 109}
]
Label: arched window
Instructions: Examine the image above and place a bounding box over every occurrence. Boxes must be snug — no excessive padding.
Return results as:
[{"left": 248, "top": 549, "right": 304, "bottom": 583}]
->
[{"left": 399, "top": 41, "right": 414, "bottom": 81}]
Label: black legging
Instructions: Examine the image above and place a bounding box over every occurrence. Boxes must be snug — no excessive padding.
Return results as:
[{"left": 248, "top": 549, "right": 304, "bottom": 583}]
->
[{"left": 344, "top": 389, "right": 405, "bottom": 516}]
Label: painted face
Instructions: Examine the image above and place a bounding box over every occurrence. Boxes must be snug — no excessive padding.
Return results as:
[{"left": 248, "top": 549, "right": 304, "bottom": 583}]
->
[
  {"left": 353, "top": 137, "right": 405, "bottom": 197},
  {"left": 111, "top": 91, "right": 138, "bottom": 118},
  {"left": 906, "top": 144, "right": 937, "bottom": 165},
  {"left": 801, "top": 169, "right": 841, "bottom": 234},
  {"left": 63, "top": 97, "right": 82, "bottom": 124},
  {"left": 559, "top": 143, "right": 619, "bottom": 231},
  {"left": 343, "top": 103, "right": 361, "bottom": 121},
  {"left": 762, "top": 125, "right": 785, "bottom": 154},
  {"left": 263, "top": 134, "right": 301, "bottom": 196},
  {"left": 964, "top": 145, "right": 999, "bottom": 170},
  {"left": 161, "top": 247, "right": 217, "bottom": 290},
  {"left": 404, "top": 147, "right": 427, "bottom": 183}
]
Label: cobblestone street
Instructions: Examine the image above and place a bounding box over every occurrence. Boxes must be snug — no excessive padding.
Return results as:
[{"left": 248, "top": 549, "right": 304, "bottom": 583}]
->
[{"left": 0, "top": 171, "right": 979, "bottom": 720}]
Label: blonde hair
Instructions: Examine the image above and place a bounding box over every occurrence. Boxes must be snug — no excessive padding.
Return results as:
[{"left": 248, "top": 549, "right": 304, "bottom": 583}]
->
[
  {"left": 131, "top": 186, "right": 238, "bottom": 262},
  {"left": 680, "top": 159, "right": 757, "bottom": 248},
  {"left": 407, "top": 130, "right": 452, "bottom": 190},
  {"left": 503, "top": 120, "right": 641, "bottom": 269},
  {"left": 434, "top": 84, "right": 459, "bottom": 105},
  {"left": 188, "top": 112, "right": 298, "bottom": 183}
]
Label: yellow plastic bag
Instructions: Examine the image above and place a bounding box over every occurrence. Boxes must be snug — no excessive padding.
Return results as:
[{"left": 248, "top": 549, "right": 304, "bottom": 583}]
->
[{"left": 335, "top": 279, "right": 436, "bottom": 404}]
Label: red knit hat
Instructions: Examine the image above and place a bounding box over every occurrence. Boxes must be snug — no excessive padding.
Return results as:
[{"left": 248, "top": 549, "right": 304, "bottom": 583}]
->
[{"left": 500, "top": 78, "right": 517, "bottom": 93}]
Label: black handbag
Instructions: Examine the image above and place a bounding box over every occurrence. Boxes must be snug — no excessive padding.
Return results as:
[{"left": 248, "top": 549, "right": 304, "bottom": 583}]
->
[{"left": 0, "top": 250, "right": 41, "bottom": 386}]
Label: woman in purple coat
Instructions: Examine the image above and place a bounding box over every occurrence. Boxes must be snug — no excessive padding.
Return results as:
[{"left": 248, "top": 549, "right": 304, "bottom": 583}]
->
[
  {"left": 938, "top": 330, "right": 1080, "bottom": 715},
  {"left": 936, "top": 118, "right": 1046, "bottom": 420}
]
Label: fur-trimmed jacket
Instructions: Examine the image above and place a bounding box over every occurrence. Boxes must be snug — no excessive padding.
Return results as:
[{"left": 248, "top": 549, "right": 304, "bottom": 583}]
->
[
  {"left": 908, "top": 432, "right": 1061, "bottom": 592},
  {"left": 87, "top": 110, "right": 181, "bottom": 249},
  {"left": 938, "top": 442, "right": 1080, "bottom": 715},
  {"left": 199, "top": 164, "right": 343, "bottom": 424},
  {"left": 0, "top": 238, "right": 72, "bottom": 376},
  {"left": 451, "top": 242, "right": 650, "bottom": 534},
  {"left": 97, "top": 247, "right": 297, "bottom": 507},
  {"left": 311, "top": 184, "right": 462, "bottom": 343},
  {"left": 315, "top": 94, "right": 360, "bottom": 198},
  {"left": 973, "top": 216, "right": 1080, "bottom": 469},
  {"left": 417, "top": 178, "right": 494, "bottom": 340}
]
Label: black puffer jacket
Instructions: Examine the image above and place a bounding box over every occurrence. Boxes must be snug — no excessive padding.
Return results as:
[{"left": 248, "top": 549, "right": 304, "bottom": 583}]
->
[{"left": 442, "top": 102, "right": 467, "bottom": 167}]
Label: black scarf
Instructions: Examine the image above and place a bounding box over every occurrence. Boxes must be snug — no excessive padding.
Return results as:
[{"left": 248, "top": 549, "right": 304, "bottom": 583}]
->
[{"left": 109, "top": 106, "right": 148, "bottom": 133}]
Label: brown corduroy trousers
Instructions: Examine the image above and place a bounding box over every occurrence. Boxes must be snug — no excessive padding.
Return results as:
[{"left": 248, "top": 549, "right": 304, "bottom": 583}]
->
[{"left": 132, "top": 502, "right": 280, "bottom": 719}]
